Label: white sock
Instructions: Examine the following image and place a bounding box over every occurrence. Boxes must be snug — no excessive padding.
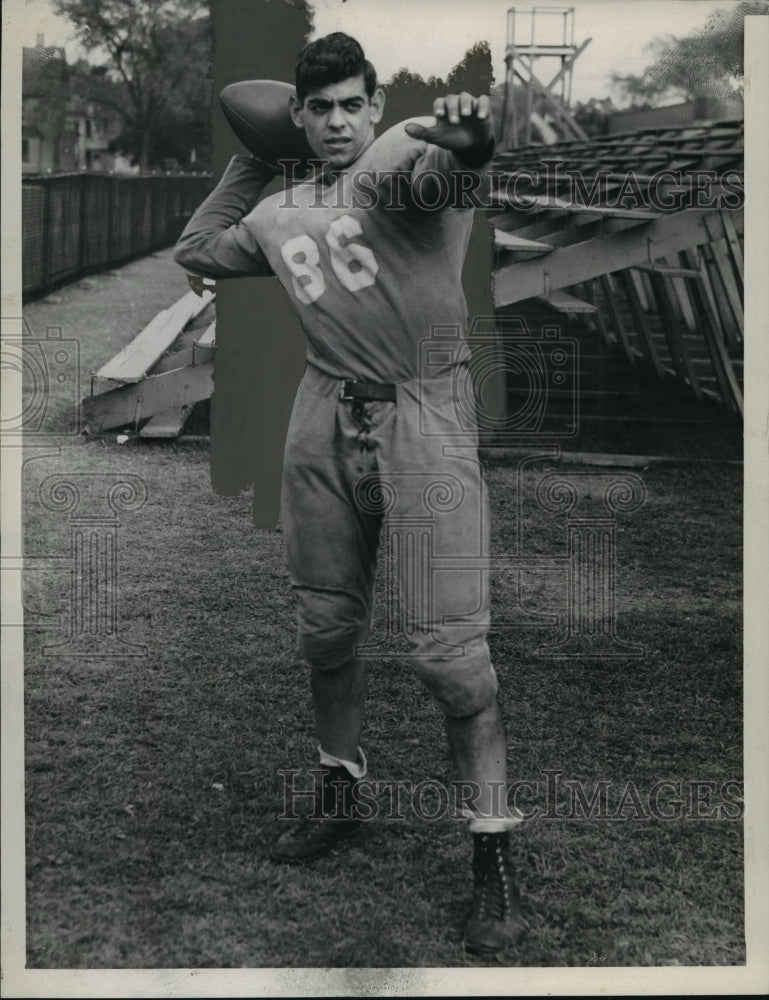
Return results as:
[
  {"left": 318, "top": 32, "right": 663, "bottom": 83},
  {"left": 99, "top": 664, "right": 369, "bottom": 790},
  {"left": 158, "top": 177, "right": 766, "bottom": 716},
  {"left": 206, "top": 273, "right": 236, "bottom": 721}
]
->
[
  {"left": 462, "top": 808, "right": 525, "bottom": 833},
  {"left": 317, "top": 744, "right": 367, "bottom": 779}
]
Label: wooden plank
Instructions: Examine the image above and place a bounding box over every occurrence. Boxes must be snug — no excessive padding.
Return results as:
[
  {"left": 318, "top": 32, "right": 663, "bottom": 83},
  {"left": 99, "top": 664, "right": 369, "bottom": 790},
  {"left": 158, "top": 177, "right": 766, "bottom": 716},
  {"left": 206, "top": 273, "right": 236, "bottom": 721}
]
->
[
  {"left": 139, "top": 409, "right": 190, "bottom": 438},
  {"left": 494, "top": 230, "right": 554, "bottom": 253},
  {"left": 632, "top": 264, "right": 702, "bottom": 278},
  {"left": 581, "top": 280, "right": 615, "bottom": 349},
  {"left": 628, "top": 268, "right": 651, "bottom": 312},
  {"left": 681, "top": 248, "right": 743, "bottom": 417},
  {"left": 494, "top": 208, "right": 720, "bottom": 307},
  {"left": 83, "top": 360, "right": 214, "bottom": 433},
  {"left": 194, "top": 320, "right": 216, "bottom": 349},
  {"left": 719, "top": 210, "right": 744, "bottom": 281},
  {"left": 659, "top": 258, "right": 688, "bottom": 327},
  {"left": 598, "top": 274, "right": 636, "bottom": 364},
  {"left": 536, "top": 290, "right": 597, "bottom": 314},
  {"left": 705, "top": 237, "right": 744, "bottom": 332},
  {"left": 150, "top": 342, "right": 215, "bottom": 375},
  {"left": 701, "top": 244, "right": 742, "bottom": 347},
  {"left": 94, "top": 289, "right": 214, "bottom": 384},
  {"left": 499, "top": 193, "right": 661, "bottom": 220},
  {"left": 669, "top": 259, "right": 698, "bottom": 332},
  {"left": 617, "top": 270, "right": 663, "bottom": 377},
  {"left": 647, "top": 273, "right": 703, "bottom": 400}
]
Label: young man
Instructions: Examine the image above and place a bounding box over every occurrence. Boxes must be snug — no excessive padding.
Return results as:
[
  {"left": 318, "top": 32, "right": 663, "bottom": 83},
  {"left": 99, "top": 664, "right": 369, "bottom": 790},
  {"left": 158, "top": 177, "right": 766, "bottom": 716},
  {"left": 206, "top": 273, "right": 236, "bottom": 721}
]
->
[{"left": 175, "top": 32, "right": 526, "bottom": 956}]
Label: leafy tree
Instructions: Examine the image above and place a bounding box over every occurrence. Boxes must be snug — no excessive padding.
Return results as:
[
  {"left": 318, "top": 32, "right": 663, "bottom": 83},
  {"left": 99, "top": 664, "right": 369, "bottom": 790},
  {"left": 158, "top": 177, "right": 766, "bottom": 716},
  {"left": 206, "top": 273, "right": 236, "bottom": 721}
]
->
[
  {"left": 379, "top": 42, "right": 494, "bottom": 133},
  {"left": 52, "top": 0, "right": 211, "bottom": 171},
  {"left": 611, "top": 0, "right": 769, "bottom": 108}
]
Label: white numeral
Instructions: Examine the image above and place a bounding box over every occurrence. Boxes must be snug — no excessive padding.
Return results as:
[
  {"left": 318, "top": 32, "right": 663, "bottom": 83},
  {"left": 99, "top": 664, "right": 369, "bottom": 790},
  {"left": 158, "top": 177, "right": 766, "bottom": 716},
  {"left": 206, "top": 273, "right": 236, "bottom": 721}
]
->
[
  {"left": 325, "top": 215, "right": 379, "bottom": 292},
  {"left": 281, "top": 233, "right": 325, "bottom": 305},
  {"left": 280, "top": 216, "right": 378, "bottom": 304}
]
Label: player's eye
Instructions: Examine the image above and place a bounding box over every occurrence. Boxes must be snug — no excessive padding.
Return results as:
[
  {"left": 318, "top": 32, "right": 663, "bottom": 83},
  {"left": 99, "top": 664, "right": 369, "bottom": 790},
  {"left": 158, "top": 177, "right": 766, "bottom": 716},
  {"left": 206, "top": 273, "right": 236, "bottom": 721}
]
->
[{"left": 342, "top": 100, "right": 364, "bottom": 112}]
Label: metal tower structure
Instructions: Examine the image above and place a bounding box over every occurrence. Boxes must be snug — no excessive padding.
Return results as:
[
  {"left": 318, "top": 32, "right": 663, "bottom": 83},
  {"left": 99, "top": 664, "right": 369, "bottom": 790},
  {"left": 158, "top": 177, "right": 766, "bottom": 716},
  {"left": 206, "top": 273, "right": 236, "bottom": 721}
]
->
[{"left": 501, "top": 6, "right": 592, "bottom": 148}]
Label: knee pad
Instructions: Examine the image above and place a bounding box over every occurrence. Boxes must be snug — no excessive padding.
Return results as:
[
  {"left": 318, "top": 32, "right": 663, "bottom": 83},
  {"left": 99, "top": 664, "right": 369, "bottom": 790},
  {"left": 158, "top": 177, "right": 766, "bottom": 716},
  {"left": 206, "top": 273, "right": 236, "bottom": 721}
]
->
[
  {"left": 296, "top": 591, "right": 371, "bottom": 670},
  {"left": 412, "top": 639, "right": 498, "bottom": 717}
]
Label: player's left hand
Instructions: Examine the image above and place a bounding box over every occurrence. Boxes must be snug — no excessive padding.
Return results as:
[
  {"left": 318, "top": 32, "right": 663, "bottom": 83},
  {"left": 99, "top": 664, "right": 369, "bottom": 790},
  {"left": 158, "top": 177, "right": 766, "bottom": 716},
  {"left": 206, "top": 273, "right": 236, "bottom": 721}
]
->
[{"left": 404, "top": 93, "right": 494, "bottom": 158}]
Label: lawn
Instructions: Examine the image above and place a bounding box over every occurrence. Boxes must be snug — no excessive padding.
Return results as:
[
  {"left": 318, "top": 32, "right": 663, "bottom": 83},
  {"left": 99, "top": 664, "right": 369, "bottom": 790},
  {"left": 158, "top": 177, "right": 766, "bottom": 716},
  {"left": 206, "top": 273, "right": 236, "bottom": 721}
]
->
[{"left": 19, "top": 251, "right": 744, "bottom": 968}]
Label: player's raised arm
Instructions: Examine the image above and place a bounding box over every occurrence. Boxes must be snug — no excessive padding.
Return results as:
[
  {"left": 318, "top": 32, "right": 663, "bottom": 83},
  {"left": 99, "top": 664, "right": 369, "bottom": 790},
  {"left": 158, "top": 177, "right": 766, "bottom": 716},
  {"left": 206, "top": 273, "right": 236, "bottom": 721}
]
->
[
  {"left": 173, "top": 154, "right": 278, "bottom": 280},
  {"left": 405, "top": 92, "right": 495, "bottom": 168}
]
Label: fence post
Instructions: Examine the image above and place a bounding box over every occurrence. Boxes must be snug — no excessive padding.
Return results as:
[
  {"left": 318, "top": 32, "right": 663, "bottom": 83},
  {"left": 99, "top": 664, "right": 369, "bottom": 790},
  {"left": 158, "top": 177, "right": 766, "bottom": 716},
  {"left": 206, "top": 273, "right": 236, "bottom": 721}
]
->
[
  {"left": 78, "top": 173, "right": 87, "bottom": 273},
  {"left": 41, "top": 178, "right": 52, "bottom": 293}
]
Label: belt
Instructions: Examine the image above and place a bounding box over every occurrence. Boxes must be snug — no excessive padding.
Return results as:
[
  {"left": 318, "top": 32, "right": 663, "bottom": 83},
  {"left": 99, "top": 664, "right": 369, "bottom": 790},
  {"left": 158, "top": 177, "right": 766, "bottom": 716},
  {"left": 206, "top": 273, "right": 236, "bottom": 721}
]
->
[{"left": 339, "top": 379, "right": 397, "bottom": 402}]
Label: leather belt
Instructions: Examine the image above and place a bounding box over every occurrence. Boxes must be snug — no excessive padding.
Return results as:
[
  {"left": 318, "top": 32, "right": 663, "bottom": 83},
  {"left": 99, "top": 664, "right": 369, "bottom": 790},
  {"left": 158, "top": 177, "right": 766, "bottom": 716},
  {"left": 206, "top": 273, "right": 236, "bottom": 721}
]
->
[{"left": 339, "top": 379, "right": 397, "bottom": 402}]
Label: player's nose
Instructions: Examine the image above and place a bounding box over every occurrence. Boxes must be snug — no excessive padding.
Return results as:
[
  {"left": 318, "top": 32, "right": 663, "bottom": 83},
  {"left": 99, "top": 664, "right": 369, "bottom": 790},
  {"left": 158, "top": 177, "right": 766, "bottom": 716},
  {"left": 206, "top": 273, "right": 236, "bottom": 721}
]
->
[{"left": 328, "top": 103, "right": 346, "bottom": 128}]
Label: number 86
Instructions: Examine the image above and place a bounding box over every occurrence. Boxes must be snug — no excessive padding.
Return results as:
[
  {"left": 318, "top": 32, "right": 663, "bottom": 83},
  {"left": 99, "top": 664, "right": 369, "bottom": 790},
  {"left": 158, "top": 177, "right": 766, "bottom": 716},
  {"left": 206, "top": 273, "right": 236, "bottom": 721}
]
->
[{"left": 280, "top": 214, "right": 379, "bottom": 305}]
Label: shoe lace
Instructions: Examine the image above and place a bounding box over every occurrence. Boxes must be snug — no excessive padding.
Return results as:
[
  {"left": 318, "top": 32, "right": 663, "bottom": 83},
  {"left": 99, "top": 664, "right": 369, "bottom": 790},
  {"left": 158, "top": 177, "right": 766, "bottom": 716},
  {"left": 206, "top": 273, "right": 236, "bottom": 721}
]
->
[{"left": 476, "top": 838, "right": 514, "bottom": 921}]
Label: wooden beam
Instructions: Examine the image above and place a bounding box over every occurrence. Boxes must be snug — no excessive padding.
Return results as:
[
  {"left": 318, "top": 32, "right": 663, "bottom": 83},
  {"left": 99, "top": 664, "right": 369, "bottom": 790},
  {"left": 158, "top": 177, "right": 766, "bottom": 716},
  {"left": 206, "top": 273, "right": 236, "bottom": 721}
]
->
[
  {"left": 632, "top": 264, "right": 702, "bottom": 278},
  {"left": 499, "top": 193, "right": 661, "bottom": 221},
  {"left": 702, "top": 229, "right": 744, "bottom": 333},
  {"left": 494, "top": 230, "right": 554, "bottom": 253},
  {"left": 139, "top": 409, "right": 191, "bottom": 438},
  {"left": 510, "top": 63, "right": 588, "bottom": 140},
  {"left": 536, "top": 289, "right": 597, "bottom": 313},
  {"left": 647, "top": 273, "right": 703, "bottom": 400},
  {"left": 598, "top": 274, "right": 636, "bottom": 364},
  {"left": 719, "top": 210, "right": 744, "bottom": 281},
  {"left": 701, "top": 243, "right": 742, "bottom": 348},
  {"left": 494, "top": 208, "right": 723, "bottom": 307},
  {"left": 83, "top": 360, "right": 214, "bottom": 434},
  {"left": 581, "top": 279, "right": 615, "bottom": 349},
  {"left": 194, "top": 321, "right": 216, "bottom": 349},
  {"left": 94, "top": 290, "right": 214, "bottom": 384},
  {"left": 617, "top": 269, "right": 664, "bottom": 378},
  {"left": 681, "top": 248, "right": 743, "bottom": 417},
  {"left": 149, "top": 343, "right": 215, "bottom": 375}
]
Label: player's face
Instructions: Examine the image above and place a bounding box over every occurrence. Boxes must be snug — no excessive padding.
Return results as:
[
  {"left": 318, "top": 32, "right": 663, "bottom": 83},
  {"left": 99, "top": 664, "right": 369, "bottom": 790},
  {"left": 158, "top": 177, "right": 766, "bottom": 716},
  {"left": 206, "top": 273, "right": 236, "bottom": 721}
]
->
[{"left": 290, "top": 76, "right": 385, "bottom": 169}]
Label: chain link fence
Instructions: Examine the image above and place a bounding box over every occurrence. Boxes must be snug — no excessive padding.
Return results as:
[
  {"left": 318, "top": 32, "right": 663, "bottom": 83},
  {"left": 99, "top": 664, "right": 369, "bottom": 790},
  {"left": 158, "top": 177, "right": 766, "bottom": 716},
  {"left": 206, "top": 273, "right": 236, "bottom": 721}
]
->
[{"left": 22, "top": 173, "right": 213, "bottom": 300}]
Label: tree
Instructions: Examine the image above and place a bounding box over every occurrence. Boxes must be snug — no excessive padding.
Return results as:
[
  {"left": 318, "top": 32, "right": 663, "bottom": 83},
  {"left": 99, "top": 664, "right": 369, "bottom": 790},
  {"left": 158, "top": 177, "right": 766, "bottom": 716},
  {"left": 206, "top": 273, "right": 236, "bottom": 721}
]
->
[
  {"left": 52, "top": 0, "right": 211, "bottom": 171},
  {"left": 611, "top": 1, "right": 769, "bottom": 109},
  {"left": 379, "top": 42, "right": 494, "bottom": 133}
]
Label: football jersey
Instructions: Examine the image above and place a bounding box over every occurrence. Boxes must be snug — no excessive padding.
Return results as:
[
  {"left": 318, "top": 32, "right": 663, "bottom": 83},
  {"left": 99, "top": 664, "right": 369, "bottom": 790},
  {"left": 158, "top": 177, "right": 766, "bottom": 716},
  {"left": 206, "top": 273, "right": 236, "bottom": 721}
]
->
[{"left": 175, "top": 118, "right": 490, "bottom": 383}]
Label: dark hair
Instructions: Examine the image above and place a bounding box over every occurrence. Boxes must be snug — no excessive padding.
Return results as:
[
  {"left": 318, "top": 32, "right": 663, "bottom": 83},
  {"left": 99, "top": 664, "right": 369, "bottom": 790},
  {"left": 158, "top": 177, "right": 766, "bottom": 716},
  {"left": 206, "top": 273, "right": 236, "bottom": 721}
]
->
[{"left": 295, "top": 32, "right": 378, "bottom": 103}]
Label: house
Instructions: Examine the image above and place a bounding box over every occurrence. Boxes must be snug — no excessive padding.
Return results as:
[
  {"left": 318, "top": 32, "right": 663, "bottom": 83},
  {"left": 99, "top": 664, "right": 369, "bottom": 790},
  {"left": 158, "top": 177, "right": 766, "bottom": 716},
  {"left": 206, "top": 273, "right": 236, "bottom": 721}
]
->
[{"left": 22, "top": 36, "right": 137, "bottom": 175}]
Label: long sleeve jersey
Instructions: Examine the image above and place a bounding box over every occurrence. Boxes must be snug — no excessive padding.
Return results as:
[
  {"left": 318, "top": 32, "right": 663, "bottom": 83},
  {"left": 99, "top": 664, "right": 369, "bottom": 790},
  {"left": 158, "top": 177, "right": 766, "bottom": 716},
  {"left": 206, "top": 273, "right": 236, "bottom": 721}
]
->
[{"left": 174, "top": 117, "right": 491, "bottom": 384}]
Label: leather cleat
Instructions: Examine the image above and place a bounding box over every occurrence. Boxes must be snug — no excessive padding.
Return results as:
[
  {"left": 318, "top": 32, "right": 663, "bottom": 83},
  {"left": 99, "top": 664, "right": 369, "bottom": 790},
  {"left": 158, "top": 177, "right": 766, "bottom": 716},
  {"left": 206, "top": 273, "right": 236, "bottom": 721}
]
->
[
  {"left": 464, "top": 831, "right": 527, "bottom": 956},
  {"left": 270, "top": 764, "right": 361, "bottom": 863}
]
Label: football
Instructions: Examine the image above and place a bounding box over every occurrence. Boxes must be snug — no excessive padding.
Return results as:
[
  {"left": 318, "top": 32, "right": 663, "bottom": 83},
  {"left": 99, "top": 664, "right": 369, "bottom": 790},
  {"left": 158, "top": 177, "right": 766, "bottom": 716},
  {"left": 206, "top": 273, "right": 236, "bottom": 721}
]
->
[{"left": 220, "top": 79, "right": 315, "bottom": 170}]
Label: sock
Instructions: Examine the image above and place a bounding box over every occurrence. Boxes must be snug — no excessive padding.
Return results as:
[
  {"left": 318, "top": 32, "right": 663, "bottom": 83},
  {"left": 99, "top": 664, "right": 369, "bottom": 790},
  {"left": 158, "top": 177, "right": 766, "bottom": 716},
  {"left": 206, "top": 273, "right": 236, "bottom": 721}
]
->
[
  {"left": 462, "top": 807, "right": 525, "bottom": 834},
  {"left": 318, "top": 744, "right": 367, "bottom": 779}
]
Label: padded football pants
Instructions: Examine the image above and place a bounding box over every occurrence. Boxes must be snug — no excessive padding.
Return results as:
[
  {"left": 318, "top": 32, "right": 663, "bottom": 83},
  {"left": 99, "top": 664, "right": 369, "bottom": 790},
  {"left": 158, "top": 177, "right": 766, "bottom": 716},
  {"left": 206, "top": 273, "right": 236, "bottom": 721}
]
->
[{"left": 280, "top": 363, "right": 498, "bottom": 718}]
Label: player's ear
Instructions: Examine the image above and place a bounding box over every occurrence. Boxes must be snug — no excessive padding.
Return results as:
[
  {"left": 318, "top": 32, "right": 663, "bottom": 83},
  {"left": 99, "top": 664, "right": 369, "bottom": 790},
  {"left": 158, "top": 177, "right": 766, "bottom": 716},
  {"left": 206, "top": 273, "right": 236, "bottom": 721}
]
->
[
  {"left": 369, "top": 86, "right": 385, "bottom": 125},
  {"left": 289, "top": 93, "right": 305, "bottom": 129}
]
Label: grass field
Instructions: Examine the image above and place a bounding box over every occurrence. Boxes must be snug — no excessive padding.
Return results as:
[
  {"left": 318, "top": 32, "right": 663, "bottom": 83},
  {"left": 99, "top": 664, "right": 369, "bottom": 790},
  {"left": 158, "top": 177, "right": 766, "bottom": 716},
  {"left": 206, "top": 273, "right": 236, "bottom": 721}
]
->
[{"left": 20, "top": 251, "right": 744, "bottom": 968}]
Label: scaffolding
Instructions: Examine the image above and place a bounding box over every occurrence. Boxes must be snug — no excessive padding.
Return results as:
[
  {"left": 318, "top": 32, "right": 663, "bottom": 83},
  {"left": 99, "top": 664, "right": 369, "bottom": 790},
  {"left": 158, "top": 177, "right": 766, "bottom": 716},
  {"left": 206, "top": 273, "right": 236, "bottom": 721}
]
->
[{"left": 501, "top": 5, "right": 591, "bottom": 148}]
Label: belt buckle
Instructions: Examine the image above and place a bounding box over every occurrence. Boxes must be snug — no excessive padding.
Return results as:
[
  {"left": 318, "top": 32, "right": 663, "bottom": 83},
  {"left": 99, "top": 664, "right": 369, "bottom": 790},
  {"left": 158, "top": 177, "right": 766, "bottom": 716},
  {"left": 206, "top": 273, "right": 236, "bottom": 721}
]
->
[{"left": 339, "top": 379, "right": 354, "bottom": 401}]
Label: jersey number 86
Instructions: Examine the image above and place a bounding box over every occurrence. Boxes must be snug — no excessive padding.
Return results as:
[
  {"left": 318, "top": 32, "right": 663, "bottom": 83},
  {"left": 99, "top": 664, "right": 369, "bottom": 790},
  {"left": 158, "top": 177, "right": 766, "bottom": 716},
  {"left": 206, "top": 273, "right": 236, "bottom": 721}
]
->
[{"left": 280, "top": 214, "right": 379, "bottom": 305}]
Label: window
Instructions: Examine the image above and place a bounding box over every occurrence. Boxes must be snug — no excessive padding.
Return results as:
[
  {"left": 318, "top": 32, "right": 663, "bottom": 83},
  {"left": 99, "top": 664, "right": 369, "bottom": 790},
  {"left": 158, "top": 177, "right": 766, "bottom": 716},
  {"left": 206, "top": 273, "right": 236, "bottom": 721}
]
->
[{"left": 22, "top": 138, "right": 30, "bottom": 162}]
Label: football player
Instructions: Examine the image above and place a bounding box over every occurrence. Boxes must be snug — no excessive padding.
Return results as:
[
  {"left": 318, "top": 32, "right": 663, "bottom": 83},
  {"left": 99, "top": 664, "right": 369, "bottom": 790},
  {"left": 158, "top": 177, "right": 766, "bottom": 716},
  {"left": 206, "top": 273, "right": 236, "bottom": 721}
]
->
[{"left": 175, "top": 31, "right": 526, "bottom": 956}]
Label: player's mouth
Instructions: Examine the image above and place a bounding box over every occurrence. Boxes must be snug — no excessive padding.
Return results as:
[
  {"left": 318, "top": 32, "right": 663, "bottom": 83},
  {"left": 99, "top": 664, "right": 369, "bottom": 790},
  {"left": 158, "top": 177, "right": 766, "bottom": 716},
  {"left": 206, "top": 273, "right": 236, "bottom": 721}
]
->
[{"left": 324, "top": 137, "right": 351, "bottom": 149}]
